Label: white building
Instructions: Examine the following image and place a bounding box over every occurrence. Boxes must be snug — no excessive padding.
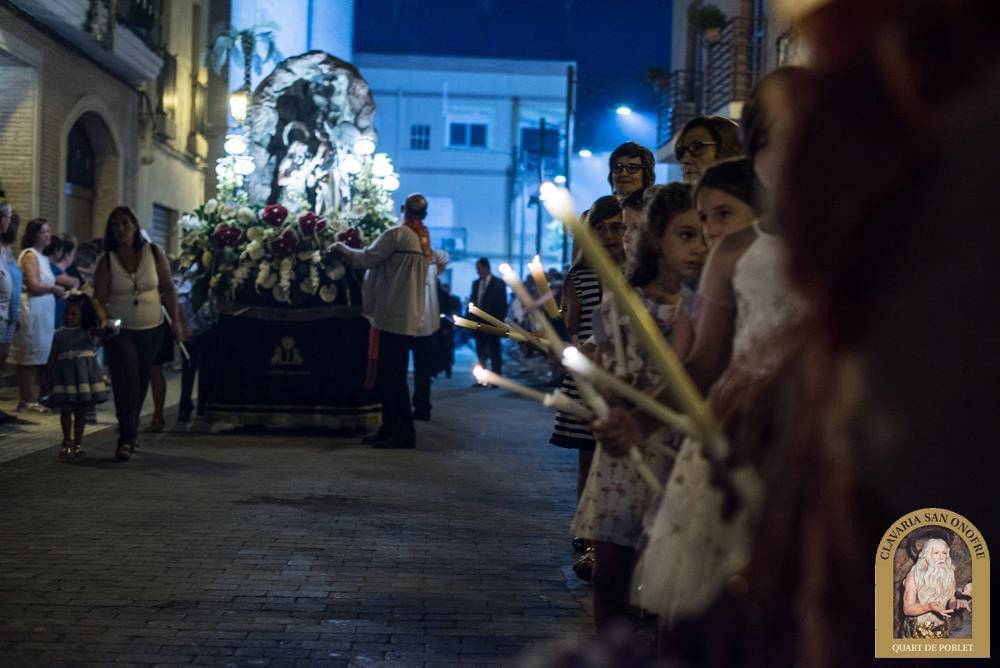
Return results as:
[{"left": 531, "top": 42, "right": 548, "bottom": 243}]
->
[{"left": 353, "top": 53, "right": 574, "bottom": 300}]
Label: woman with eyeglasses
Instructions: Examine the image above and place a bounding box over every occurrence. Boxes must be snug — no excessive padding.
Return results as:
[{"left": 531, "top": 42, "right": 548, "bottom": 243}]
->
[
  {"left": 93, "top": 206, "right": 184, "bottom": 461},
  {"left": 607, "top": 142, "right": 655, "bottom": 199},
  {"left": 674, "top": 116, "right": 743, "bottom": 184}
]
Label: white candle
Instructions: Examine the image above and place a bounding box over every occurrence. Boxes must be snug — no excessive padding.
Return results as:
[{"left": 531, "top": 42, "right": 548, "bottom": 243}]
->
[
  {"left": 498, "top": 262, "right": 565, "bottom": 354},
  {"left": 468, "top": 303, "right": 508, "bottom": 330},
  {"left": 473, "top": 365, "right": 546, "bottom": 402},
  {"left": 528, "top": 255, "right": 560, "bottom": 319},
  {"left": 453, "top": 315, "right": 526, "bottom": 341},
  {"left": 608, "top": 296, "right": 626, "bottom": 373},
  {"left": 562, "top": 346, "right": 696, "bottom": 438},
  {"left": 543, "top": 390, "right": 595, "bottom": 421},
  {"left": 628, "top": 447, "right": 664, "bottom": 496}
]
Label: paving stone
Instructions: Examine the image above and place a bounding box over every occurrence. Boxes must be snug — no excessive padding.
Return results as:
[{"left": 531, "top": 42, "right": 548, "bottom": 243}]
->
[{"left": 0, "top": 352, "right": 591, "bottom": 664}]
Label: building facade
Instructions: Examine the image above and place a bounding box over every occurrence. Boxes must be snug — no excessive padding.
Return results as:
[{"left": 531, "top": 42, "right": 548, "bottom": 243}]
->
[
  {"left": 353, "top": 53, "right": 574, "bottom": 298},
  {"left": 655, "top": 0, "right": 802, "bottom": 173},
  {"left": 0, "top": 0, "right": 223, "bottom": 254}
]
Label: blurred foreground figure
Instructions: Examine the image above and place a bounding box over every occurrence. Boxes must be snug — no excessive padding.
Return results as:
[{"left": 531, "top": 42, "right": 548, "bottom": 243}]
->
[{"left": 664, "top": 1, "right": 997, "bottom": 666}]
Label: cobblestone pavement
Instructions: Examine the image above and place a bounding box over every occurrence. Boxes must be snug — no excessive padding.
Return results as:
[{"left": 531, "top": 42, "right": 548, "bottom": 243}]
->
[{"left": 0, "top": 349, "right": 593, "bottom": 666}]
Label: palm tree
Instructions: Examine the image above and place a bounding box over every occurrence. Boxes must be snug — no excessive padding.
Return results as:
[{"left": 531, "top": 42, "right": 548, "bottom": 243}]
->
[{"left": 206, "top": 21, "right": 283, "bottom": 93}]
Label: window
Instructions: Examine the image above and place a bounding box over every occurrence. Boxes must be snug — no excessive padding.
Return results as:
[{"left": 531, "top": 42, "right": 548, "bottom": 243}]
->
[
  {"left": 151, "top": 204, "right": 175, "bottom": 251},
  {"left": 410, "top": 124, "right": 430, "bottom": 150},
  {"left": 448, "top": 121, "right": 488, "bottom": 149}
]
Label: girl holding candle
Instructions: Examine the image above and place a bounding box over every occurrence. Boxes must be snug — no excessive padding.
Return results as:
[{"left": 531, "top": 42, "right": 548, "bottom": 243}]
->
[
  {"left": 571, "top": 183, "right": 706, "bottom": 632},
  {"left": 620, "top": 67, "right": 809, "bottom": 628},
  {"left": 548, "top": 196, "right": 628, "bottom": 577}
]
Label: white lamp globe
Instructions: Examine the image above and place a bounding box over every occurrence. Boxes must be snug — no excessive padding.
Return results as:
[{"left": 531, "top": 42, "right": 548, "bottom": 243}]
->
[
  {"left": 382, "top": 174, "right": 400, "bottom": 192},
  {"left": 234, "top": 155, "right": 256, "bottom": 176},
  {"left": 353, "top": 136, "right": 376, "bottom": 156},
  {"left": 224, "top": 133, "right": 247, "bottom": 156},
  {"left": 341, "top": 155, "right": 362, "bottom": 175}
]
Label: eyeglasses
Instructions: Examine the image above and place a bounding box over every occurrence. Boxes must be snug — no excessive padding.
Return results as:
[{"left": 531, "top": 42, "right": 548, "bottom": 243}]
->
[
  {"left": 675, "top": 140, "right": 717, "bottom": 161},
  {"left": 611, "top": 162, "right": 644, "bottom": 175}
]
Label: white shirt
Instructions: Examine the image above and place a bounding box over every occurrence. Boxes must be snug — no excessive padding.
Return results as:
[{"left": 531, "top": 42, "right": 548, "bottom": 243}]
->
[
  {"left": 417, "top": 249, "right": 449, "bottom": 337},
  {"left": 345, "top": 224, "right": 429, "bottom": 337}
]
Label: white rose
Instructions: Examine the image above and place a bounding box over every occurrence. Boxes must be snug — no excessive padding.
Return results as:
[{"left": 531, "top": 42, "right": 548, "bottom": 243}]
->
[
  {"left": 310, "top": 250, "right": 321, "bottom": 264},
  {"left": 272, "top": 286, "right": 290, "bottom": 303},
  {"left": 203, "top": 199, "right": 218, "bottom": 215},
  {"left": 280, "top": 257, "right": 294, "bottom": 274},
  {"left": 319, "top": 284, "right": 338, "bottom": 303},
  {"left": 297, "top": 250, "right": 313, "bottom": 262},
  {"left": 299, "top": 279, "right": 317, "bottom": 295},
  {"left": 236, "top": 207, "right": 256, "bottom": 225},
  {"left": 260, "top": 272, "right": 278, "bottom": 289},
  {"left": 249, "top": 244, "right": 265, "bottom": 261},
  {"left": 201, "top": 251, "right": 213, "bottom": 267},
  {"left": 325, "top": 261, "right": 346, "bottom": 281},
  {"left": 219, "top": 204, "right": 234, "bottom": 220},
  {"left": 246, "top": 226, "right": 264, "bottom": 242}
]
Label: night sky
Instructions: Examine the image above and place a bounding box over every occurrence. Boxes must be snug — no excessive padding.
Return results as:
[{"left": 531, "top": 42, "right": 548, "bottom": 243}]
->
[{"left": 353, "top": 0, "right": 673, "bottom": 152}]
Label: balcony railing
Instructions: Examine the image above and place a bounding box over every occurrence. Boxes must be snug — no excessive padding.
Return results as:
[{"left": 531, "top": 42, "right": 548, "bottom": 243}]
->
[
  {"left": 703, "top": 16, "right": 766, "bottom": 116},
  {"left": 116, "top": 0, "right": 163, "bottom": 50},
  {"left": 656, "top": 70, "right": 701, "bottom": 149}
]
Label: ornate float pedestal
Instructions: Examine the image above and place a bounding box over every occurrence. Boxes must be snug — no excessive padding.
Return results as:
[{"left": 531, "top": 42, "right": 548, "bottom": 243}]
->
[{"left": 199, "top": 302, "right": 379, "bottom": 430}]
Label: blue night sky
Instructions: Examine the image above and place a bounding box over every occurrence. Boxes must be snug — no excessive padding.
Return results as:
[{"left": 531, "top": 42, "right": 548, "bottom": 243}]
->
[{"left": 353, "top": 0, "right": 673, "bottom": 153}]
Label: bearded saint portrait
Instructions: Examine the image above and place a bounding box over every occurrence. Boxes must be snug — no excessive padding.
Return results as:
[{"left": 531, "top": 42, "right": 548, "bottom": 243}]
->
[{"left": 898, "top": 536, "right": 973, "bottom": 639}]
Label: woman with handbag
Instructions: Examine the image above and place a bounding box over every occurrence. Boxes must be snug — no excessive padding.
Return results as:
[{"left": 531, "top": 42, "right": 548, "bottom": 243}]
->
[{"left": 93, "top": 206, "right": 183, "bottom": 461}]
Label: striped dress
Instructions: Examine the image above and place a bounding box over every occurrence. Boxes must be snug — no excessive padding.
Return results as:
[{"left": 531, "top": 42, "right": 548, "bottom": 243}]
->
[{"left": 549, "top": 265, "right": 602, "bottom": 450}]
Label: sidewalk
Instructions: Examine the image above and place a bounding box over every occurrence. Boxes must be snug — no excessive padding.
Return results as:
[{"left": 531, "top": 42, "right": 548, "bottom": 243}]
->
[{"left": 0, "top": 370, "right": 184, "bottom": 464}]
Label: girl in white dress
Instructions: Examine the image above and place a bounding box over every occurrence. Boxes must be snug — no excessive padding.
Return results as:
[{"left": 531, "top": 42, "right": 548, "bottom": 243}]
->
[
  {"left": 571, "top": 183, "right": 706, "bottom": 631},
  {"left": 627, "top": 67, "right": 809, "bottom": 626},
  {"left": 10, "top": 219, "right": 65, "bottom": 411}
]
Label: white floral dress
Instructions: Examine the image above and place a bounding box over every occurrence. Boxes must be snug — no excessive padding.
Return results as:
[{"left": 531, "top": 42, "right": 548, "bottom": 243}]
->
[
  {"left": 570, "top": 290, "right": 691, "bottom": 548},
  {"left": 631, "top": 223, "right": 802, "bottom": 622}
]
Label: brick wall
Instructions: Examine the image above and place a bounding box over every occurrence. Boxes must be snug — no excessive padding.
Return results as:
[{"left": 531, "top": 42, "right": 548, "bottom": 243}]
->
[
  {"left": 0, "top": 6, "right": 141, "bottom": 232},
  {"left": 0, "top": 65, "right": 38, "bottom": 220}
]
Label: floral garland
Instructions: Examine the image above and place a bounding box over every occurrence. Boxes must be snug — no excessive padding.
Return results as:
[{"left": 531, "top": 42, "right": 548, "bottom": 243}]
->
[{"left": 179, "top": 200, "right": 373, "bottom": 307}]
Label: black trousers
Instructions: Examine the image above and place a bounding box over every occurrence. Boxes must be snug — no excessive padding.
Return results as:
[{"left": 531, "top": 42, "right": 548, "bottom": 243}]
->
[
  {"left": 377, "top": 330, "right": 416, "bottom": 445},
  {"left": 411, "top": 334, "right": 434, "bottom": 416},
  {"left": 474, "top": 332, "right": 502, "bottom": 374},
  {"left": 105, "top": 326, "right": 164, "bottom": 447}
]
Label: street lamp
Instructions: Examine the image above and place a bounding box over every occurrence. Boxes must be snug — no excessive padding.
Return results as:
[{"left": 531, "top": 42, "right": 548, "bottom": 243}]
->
[
  {"left": 577, "top": 149, "right": 593, "bottom": 158},
  {"left": 229, "top": 90, "right": 249, "bottom": 124},
  {"left": 615, "top": 105, "right": 633, "bottom": 116}
]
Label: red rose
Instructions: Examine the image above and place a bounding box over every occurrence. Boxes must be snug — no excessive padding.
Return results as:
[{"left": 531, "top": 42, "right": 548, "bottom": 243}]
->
[
  {"left": 269, "top": 228, "right": 299, "bottom": 257},
  {"left": 212, "top": 224, "right": 241, "bottom": 247},
  {"left": 261, "top": 204, "right": 288, "bottom": 226},
  {"left": 298, "top": 212, "right": 327, "bottom": 237},
  {"left": 337, "top": 227, "right": 363, "bottom": 249}
]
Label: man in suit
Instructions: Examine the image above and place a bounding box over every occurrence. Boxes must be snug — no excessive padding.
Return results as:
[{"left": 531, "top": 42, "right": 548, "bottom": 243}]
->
[{"left": 469, "top": 257, "right": 507, "bottom": 379}]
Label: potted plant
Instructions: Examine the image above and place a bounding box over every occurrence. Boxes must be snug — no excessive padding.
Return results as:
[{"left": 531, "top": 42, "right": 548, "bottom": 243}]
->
[{"left": 688, "top": 0, "right": 728, "bottom": 43}]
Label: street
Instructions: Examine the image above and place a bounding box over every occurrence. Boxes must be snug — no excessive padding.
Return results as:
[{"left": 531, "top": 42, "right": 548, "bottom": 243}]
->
[{"left": 0, "top": 351, "right": 592, "bottom": 666}]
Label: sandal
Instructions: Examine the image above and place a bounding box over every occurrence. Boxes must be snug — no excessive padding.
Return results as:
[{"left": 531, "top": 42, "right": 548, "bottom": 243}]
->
[{"left": 59, "top": 441, "right": 73, "bottom": 458}]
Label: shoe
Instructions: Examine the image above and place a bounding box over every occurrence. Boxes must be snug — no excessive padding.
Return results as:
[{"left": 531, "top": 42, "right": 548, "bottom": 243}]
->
[
  {"left": 59, "top": 442, "right": 73, "bottom": 458},
  {"left": 372, "top": 439, "right": 415, "bottom": 449},
  {"left": 412, "top": 411, "right": 431, "bottom": 421},
  {"left": 572, "top": 549, "right": 594, "bottom": 583},
  {"left": 361, "top": 432, "right": 391, "bottom": 445},
  {"left": 572, "top": 536, "right": 588, "bottom": 555},
  {"left": 15, "top": 401, "right": 28, "bottom": 412},
  {"left": 26, "top": 402, "right": 51, "bottom": 414},
  {"left": 115, "top": 446, "right": 131, "bottom": 462},
  {"left": 72, "top": 443, "right": 86, "bottom": 458}
]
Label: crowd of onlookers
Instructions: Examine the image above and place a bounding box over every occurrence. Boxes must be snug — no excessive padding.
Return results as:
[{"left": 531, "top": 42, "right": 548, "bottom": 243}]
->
[{"left": 0, "top": 205, "right": 200, "bottom": 460}]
